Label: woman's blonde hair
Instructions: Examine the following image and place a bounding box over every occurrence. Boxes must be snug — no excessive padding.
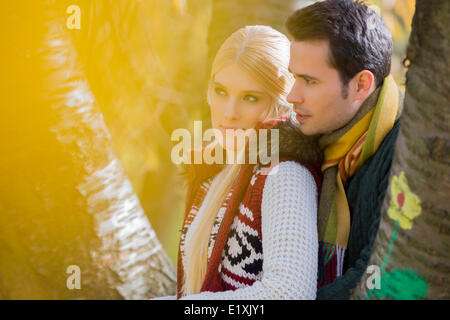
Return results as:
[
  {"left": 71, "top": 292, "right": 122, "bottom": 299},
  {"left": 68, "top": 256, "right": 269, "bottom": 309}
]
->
[{"left": 182, "top": 25, "right": 294, "bottom": 296}]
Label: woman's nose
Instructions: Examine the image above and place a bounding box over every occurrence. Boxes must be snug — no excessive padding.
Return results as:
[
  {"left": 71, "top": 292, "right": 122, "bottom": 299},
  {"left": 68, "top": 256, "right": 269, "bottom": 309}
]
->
[{"left": 223, "top": 100, "right": 240, "bottom": 121}]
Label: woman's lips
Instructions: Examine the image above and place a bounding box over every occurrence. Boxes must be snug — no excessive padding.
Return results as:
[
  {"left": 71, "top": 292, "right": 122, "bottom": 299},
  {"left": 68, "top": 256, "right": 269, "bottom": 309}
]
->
[{"left": 219, "top": 125, "right": 242, "bottom": 131}]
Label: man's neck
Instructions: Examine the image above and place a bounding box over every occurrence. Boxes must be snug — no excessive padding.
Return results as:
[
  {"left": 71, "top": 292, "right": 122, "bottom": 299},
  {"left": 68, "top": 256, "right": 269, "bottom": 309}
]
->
[{"left": 318, "top": 87, "right": 382, "bottom": 149}]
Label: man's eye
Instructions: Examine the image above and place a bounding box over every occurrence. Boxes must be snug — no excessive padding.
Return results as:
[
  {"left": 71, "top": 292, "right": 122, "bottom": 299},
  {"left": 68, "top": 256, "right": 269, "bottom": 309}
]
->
[
  {"left": 214, "top": 87, "right": 227, "bottom": 96},
  {"left": 243, "top": 95, "right": 258, "bottom": 102},
  {"left": 304, "top": 79, "right": 316, "bottom": 85}
]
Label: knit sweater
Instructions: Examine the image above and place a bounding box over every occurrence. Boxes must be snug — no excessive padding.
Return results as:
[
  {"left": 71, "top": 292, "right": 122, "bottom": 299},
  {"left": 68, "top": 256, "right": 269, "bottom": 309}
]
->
[
  {"left": 155, "top": 119, "right": 323, "bottom": 301},
  {"left": 179, "top": 160, "right": 319, "bottom": 300}
]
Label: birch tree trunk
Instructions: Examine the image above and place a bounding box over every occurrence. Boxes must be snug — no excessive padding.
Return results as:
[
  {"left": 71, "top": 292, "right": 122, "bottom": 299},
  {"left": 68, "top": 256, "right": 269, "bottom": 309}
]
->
[
  {"left": 66, "top": 0, "right": 211, "bottom": 260},
  {"left": 0, "top": 1, "right": 175, "bottom": 299},
  {"left": 351, "top": 0, "right": 449, "bottom": 299}
]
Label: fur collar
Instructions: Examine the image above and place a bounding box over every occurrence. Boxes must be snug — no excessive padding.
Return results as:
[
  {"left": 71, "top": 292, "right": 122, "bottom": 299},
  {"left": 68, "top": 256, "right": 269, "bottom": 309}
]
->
[
  {"left": 271, "top": 117, "right": 323, "bottom": 169},
  {"left": 179, "top": 118, "right": 323, "bottom": 181}
]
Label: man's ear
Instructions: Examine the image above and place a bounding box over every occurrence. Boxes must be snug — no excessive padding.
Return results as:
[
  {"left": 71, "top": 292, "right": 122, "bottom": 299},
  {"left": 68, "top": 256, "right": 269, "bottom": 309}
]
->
[{"left": 351, "top": 70, "right": 376, "bottom": 103}]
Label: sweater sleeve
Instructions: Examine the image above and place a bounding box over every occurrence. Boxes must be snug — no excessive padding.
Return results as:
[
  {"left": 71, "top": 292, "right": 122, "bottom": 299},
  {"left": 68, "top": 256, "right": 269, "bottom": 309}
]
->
[{"left": 180, "top": 161, "right": 318, "bottom": 300}]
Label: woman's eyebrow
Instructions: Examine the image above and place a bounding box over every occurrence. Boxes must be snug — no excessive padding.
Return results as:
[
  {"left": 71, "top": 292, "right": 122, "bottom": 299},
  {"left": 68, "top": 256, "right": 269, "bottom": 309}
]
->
[
  {"left": 240, "top": 88, "right": 266, "bottom": 94},
  {"left": 212, "top": 81, "right": 266, "bottom": 95},
  {"left": 212, "top": 81, "right": 225, "bottom": 87}
]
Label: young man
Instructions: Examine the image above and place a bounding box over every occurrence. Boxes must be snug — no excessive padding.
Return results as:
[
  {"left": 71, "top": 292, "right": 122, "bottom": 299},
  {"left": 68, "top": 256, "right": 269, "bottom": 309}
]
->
[{"left": 285, "top": 0, "right": 404, "bottom": 299}]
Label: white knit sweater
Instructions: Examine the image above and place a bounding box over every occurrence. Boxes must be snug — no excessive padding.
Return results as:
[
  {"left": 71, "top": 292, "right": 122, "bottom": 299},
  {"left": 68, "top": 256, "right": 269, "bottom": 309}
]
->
[{"left": 156, "top": 161, "right": 318, "bottom": 300}]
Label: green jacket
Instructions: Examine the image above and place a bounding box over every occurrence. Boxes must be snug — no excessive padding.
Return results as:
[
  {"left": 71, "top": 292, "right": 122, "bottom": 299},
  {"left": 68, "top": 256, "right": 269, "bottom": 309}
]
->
[{"left": 317, "top": 120, "right": 401, "bottom": 300}]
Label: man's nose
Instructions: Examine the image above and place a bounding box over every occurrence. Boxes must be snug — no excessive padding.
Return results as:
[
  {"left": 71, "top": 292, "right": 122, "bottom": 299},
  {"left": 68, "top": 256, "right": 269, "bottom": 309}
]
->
[{"left": 287, "top": 82, "right": 304, "bottom": 105}]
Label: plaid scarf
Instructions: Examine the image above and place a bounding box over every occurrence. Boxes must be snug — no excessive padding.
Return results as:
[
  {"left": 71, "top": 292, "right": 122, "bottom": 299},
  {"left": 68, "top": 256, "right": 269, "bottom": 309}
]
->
[{"left": 317, "top": 75, "right": 403, "bottom": 287}]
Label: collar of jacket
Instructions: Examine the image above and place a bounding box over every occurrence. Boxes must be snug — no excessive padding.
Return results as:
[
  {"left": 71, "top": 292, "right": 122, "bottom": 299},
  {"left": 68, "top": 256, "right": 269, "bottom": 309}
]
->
[{"left": 183, "top": 117, "right": 323, "bottom": 183}]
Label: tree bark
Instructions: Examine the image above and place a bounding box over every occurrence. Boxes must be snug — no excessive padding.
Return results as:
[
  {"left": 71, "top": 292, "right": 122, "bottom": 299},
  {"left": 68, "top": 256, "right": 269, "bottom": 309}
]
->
[
  {"left": 351, "top": 0, "right": 449, "bottom": 300},
  {"left": 66, "top": 1, "right": 212, "bottom": 262},
  {"left": 0, "top": 1, "right": 175, "bottom": 299}
]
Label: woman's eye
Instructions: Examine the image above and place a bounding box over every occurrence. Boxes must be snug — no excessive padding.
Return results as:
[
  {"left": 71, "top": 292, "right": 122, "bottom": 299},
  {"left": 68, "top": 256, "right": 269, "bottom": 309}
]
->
[
  {"left": 214, "top": 87, "right": 227, "bottom": 96},
  {"left": 243, "top": 95, "right": 258, "bottom": 102}
]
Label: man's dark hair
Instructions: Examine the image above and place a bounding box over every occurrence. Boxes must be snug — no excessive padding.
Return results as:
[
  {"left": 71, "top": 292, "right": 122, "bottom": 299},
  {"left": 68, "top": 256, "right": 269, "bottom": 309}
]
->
[{"left": 286, "top": 0, "right": 393, "bottom": 96}]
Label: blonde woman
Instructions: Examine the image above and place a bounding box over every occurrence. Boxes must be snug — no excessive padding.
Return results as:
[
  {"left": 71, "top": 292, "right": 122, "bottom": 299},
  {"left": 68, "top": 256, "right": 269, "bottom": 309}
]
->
[{"left": 161, "top": 25, "right": 323, "bottom": 300}]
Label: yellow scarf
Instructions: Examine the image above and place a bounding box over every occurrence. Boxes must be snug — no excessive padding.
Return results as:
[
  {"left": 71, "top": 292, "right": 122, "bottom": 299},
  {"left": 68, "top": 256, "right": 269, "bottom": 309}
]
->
[{"left": 319, "top": 75, "right": 403, "bottom": 250}]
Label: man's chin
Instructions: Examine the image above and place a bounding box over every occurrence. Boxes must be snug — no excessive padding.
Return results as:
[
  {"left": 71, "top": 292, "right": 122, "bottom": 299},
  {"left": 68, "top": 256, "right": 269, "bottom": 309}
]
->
[
  {"left": 291, "top": 114, "right": 317, "bottom": 135},
  {"left": 297, "top": 123, "right": 317, "bottom": 136}
]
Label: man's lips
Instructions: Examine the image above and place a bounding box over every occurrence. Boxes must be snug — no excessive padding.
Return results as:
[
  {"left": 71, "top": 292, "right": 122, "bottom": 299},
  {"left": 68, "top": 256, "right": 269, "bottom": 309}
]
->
[{"left": 294, "top": 111, "right": 312, "bottom": 123}]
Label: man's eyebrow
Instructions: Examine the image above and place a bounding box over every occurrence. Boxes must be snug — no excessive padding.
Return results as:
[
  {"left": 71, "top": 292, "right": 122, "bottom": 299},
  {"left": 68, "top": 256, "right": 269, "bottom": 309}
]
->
[{"left": 288, "top": 68, "right": 320, "bottom": 81}]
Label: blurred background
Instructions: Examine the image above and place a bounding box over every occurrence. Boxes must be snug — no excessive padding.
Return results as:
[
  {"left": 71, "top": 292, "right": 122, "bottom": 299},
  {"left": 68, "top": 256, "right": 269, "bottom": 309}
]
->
[{"left": 0, "top": 0, "right": 415, "bottom": 299}]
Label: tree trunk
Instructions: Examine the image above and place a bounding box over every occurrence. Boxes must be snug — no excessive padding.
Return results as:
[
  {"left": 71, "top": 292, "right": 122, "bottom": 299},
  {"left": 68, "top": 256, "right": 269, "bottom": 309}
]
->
[
  {"left": 65, "top": 1, "right": 212, "bottom": 263},
  {"left": 351, "top": 0, "right": 449, "bottom": 300},
  {"left": 0, "top": 1, "right": 175, "bottom": 299}
]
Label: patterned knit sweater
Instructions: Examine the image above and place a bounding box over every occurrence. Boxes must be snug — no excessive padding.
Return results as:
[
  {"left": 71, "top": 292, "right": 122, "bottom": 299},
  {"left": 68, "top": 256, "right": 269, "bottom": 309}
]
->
[{"left": 178, "top": 160, "right": 319, "bottom": 300}]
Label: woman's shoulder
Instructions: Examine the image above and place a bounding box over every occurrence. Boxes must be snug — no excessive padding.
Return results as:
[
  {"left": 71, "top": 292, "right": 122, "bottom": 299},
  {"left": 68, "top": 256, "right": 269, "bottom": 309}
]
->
[
  {"left": 260, "top": 161, "right": 319, "bottom": 220},
  {"left": 256, "top": 158, "right": 318, "bottom": 181},
  {"left": 263, "top": 160, "right": 317, "bottom": 188},
  {"left": 245, "top": 160, "right": 318, "bottom": 204}
]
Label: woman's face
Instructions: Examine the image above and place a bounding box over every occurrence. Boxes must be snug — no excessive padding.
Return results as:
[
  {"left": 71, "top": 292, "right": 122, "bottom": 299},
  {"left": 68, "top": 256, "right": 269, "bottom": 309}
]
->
[{"left": 209, "top": 63, "right": 273, "bottom": 137}]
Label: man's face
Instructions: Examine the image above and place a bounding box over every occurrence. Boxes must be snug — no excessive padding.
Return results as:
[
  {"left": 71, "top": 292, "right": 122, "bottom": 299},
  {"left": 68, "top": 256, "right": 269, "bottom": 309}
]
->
[{"left": 287, "top": 40, "right": 360, "bottom": 135}]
